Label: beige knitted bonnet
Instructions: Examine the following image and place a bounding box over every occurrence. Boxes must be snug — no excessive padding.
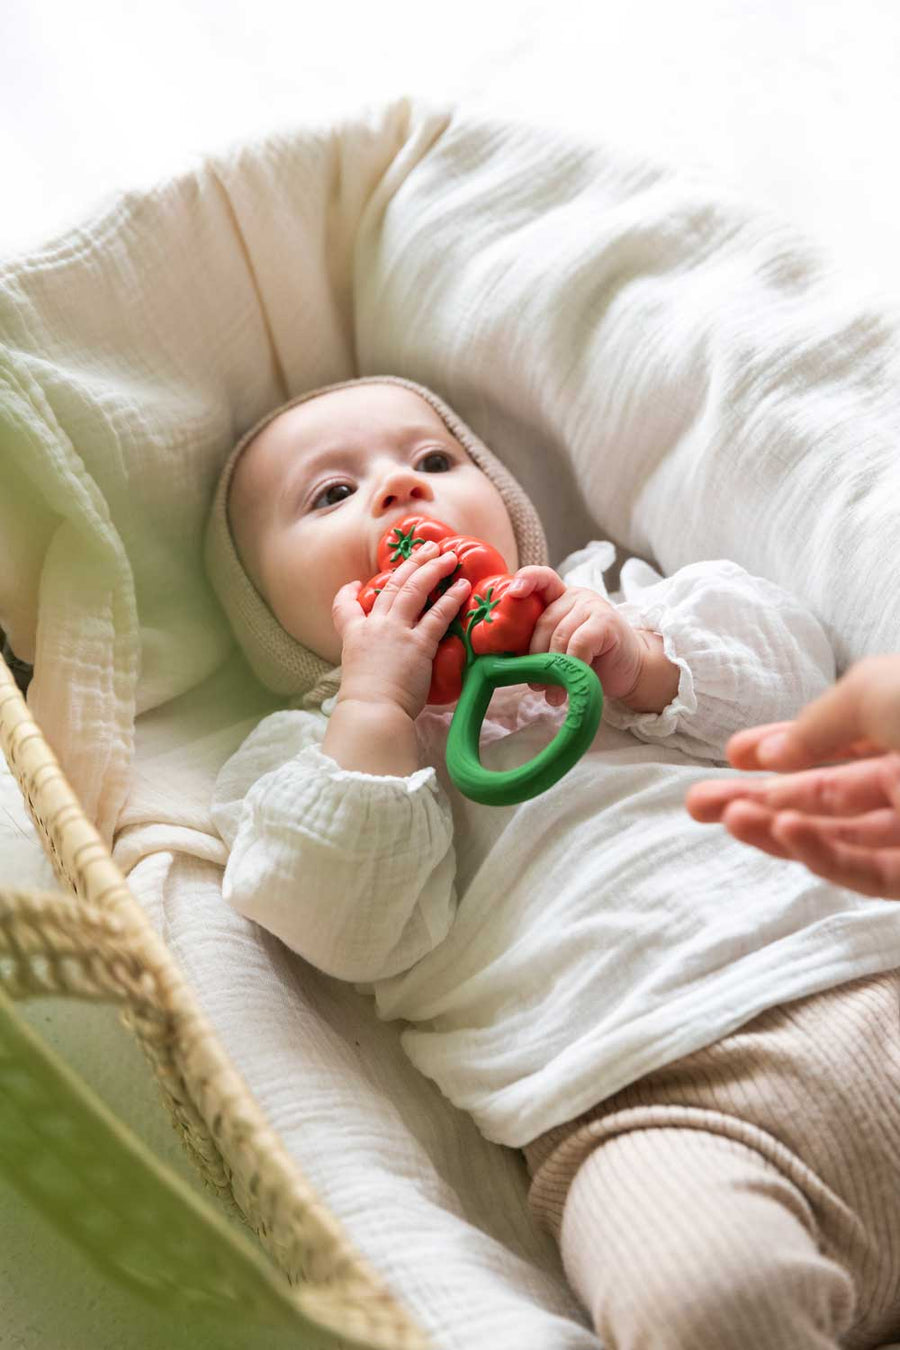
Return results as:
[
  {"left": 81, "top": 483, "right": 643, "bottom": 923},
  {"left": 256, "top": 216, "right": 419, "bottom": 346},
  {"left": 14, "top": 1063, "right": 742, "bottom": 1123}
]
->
[{"left": 203, "top": 375, "right": 549, "bottom": 710}]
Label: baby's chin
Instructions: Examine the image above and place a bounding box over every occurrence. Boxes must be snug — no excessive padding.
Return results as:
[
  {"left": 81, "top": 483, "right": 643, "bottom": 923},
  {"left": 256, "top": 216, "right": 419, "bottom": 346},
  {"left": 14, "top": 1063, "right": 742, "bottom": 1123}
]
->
[
  {"left": 277, "top": 618, "right": 338, "bottom": 666},
  {"left": 284, "top": 617, "right": 341, "bottom": 667}
]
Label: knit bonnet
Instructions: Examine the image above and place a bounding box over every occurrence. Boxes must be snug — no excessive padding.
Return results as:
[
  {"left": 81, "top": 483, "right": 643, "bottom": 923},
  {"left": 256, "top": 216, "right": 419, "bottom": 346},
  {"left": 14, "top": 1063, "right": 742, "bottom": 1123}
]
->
[{"left": 203, "top": 375, "right": 549, "bottom": 710}]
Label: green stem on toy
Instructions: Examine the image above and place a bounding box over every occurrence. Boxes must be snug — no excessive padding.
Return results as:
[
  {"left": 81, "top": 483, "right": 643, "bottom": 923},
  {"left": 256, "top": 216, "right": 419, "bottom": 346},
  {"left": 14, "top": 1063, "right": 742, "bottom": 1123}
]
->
[
  {"left": 448, "top": 610, "right": 477, "bottom": 669},
  {"left": 453, "top": 583, "right": 506, "bottom": 672},
  {"left": 428, "top": 574, "right": 507, "bottom": 675},
  {"left": 432, "top": 569, "right": 481, "bottom": 668},
  {"left": 387, "top": 524, "right": 427, "bottom": 565}
]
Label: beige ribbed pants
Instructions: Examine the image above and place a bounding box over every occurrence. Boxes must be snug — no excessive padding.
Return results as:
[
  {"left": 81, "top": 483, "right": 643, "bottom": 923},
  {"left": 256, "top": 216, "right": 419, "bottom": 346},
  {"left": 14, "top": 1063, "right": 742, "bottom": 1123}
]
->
[{"left": 522, "top": 970, "right": 900, "bottom": 1349}]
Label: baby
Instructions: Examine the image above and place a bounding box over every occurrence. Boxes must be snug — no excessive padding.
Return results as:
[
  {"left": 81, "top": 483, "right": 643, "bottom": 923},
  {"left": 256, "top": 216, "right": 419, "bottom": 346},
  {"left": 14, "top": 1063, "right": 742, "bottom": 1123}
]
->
[{"left": 205, "top": 375, "right": 900, "bottom": 1350}]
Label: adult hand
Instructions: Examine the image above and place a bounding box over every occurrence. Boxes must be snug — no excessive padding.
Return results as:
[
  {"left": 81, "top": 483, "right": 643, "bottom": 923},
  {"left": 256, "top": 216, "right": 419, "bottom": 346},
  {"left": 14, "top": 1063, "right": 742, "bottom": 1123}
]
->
[{"left": 685, "top": 655, "right": 900, "bottom": 898}]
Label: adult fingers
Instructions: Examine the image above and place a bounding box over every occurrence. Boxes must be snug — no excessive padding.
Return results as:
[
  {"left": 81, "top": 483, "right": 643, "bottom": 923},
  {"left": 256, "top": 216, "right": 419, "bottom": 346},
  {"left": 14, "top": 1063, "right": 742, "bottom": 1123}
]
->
[
  {"left": 770, "top": 812, "right": 900, "bottom": 899},
  {"left": 725, "top": 722, "right": 883, "bottom": 774},
  {"left": 734, "top": 723, "right": 885, "bottom": 777},
  {"left": 726, "top": 722, "right": 784, "bottom": 766},
  {"left": 688, "top": 756, "right": 895, "bottom": 823},
  {"left": 720, "top": 798, "right": 900, "bottom": 866},
  {"left": 729, "top": 800, "right": 900, "bottom": 848},
  {"left": 793, "top": 656, "right": 900, "bottom": 758},
  {"left": 718, "top": 799, "right": 797, "bottom": 861},
  {"left": 748, "top": 656, "right": 900, "bottom": 771},
  {"left": 686, "top": 778, "right": 766, "bottom": 822},
  {"left": 820, "top": 809, "right": 900, "bottom": 848},
  {"left": 727, "top": 721, "right": 824, "bottom": 771}
]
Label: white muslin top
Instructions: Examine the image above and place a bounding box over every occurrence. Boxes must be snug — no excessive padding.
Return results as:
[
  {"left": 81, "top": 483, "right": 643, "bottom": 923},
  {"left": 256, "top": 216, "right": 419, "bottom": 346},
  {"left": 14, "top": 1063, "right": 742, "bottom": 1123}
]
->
[{"left": 210, "top": 543, "right": 900, "bottom": 1148}]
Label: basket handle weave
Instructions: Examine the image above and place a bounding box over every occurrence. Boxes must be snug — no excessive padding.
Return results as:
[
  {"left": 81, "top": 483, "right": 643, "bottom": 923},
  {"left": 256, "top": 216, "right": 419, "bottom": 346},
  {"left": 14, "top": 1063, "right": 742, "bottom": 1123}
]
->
[
  {"left": 0, "top": 651, "right": 430, "bottom": 1350},
  {"left": 0, "top": 976, "right": 320, "bottom": 1335}
]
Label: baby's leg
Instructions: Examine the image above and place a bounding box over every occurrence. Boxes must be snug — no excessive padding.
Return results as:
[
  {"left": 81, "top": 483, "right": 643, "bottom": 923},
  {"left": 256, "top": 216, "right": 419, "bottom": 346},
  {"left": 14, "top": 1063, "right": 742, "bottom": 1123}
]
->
[{"left": 560, "top": 1125, "right": 856, "bottom": 1350}]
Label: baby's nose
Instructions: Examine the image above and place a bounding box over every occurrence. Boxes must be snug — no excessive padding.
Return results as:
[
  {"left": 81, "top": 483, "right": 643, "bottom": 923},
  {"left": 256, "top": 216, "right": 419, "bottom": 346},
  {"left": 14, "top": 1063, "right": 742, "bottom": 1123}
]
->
[{"left": 377, "top": 476, "right": 431, "bottom": 512}]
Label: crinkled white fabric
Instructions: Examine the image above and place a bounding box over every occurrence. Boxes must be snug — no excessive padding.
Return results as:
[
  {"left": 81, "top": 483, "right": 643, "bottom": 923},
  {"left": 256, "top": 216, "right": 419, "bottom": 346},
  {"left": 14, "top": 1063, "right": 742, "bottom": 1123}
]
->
[
  {"left": 583, "top": 547, "right": 838, "bottom": 762},
  {"left": 7, "top": 94, "right": 900, "bottom": 1347},
  {"left": 6, "top": 97, "right": 900, "bottom": 850},
  {"left": 211, "top": 542, "right": 900, "bottom": 1149},
  {"left": 218, "top": 736, "right": 457, "bottom": 982}
]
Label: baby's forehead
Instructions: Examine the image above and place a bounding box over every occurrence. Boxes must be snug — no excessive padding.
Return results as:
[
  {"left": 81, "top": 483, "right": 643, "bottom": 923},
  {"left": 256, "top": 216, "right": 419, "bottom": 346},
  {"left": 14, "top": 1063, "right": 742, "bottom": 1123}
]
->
[
  {"left": 230, "top": 387, "right": 461, "bottom": 512},
  {"left": 269, "top": 387, "right": 446, "bottom": 446},
  {"left": 250, "top": 390, "right": 460, "bottom": 475}
]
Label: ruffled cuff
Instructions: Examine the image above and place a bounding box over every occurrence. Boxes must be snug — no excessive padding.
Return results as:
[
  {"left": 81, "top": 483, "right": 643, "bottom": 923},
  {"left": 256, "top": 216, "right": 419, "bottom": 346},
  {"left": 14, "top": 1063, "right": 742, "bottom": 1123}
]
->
[
  {"left": 565, "top": 552, "right": 835, "bottom": 763},
  {"left": 303, "top": 740, "right": 441, "bottom": 795},
  {"left": 226, "top": 739, "right": 457, "bottom": 982},
  {"left": 601, "top": 598, "right": 698, "bottom": 739}
]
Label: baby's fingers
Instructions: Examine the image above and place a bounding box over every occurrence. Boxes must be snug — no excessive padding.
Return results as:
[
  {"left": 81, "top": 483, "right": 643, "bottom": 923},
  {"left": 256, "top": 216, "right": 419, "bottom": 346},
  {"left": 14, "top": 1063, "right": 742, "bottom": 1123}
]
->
[
  {"left": 526, "top": 612, "right": 577, "bottom": 706},
  {"left": 332, "top": 580, "right": 365, "bottom": 632},
  {"left": 509, "top": 566, "right": 567, "bottom": 603},
  {"left": 420, "top": 575, "right": 471, "bottom": 634}
]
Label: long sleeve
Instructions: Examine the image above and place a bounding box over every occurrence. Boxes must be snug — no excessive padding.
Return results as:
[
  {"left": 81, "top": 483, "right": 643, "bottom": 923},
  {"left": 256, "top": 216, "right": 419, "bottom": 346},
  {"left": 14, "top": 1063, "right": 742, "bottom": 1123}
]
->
[
  {"left": 209, "top": 707, "right": 459, "bottom": 983},
  {"left": 558, "top": 541, "right": 836, "bottom": 763}
]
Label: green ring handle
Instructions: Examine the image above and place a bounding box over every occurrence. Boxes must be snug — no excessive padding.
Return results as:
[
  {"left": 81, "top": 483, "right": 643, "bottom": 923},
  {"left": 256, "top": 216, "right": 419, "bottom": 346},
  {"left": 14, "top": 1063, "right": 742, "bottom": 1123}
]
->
[{"left": 445, "top": 652, "right": 603, "bottom": 805}]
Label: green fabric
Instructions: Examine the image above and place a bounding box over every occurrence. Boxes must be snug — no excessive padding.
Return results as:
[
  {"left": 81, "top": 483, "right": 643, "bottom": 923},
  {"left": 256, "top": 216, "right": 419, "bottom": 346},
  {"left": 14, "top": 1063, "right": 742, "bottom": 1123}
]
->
[{"left": 0, "top": 987, "right": 345, "bottom": 1346}]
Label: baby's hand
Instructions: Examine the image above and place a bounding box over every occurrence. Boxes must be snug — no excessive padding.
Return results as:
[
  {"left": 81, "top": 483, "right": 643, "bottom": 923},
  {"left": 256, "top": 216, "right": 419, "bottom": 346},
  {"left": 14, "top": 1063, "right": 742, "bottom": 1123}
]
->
[
  {"left": 334, "top": 542, "right": 470, "bottom": 721},
  {"left": 508, "top": 567, "right": 645, "bottom": 706}
]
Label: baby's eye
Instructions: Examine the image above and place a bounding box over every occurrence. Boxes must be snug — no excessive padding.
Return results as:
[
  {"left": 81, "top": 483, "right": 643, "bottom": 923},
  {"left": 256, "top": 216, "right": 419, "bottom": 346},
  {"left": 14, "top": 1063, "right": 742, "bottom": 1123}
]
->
[
  {"left": 417, "top": 450, "right": 453, "bottom": 473},
  {"left": 308, "top": 450, "right": 453, "bottom": 511},
  {"left": 311, "top": 482, "right": 354, "bottom": 510}
]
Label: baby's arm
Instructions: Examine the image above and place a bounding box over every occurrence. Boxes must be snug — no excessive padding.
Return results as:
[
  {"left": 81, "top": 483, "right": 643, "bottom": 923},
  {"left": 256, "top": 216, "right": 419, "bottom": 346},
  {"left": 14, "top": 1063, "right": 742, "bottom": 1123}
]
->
[
  {"left": 542, "top": 544, "right": 836, "bottom": 764},
  {"left": 601, "top": 557, "right": 837, "bottom": 763},
  {"left": 322, "top": 697, "right": 421, "bottom": 776},
  {"left": 210, "top": 709, "right": 458, "bottom": 984}
]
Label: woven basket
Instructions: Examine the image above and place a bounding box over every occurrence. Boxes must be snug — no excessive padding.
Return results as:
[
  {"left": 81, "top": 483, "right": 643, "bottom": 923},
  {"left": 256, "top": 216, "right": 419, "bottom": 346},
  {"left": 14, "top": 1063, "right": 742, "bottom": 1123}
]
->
[{"left": 0, "top": 647, "right": 429, "bottom": 1349}]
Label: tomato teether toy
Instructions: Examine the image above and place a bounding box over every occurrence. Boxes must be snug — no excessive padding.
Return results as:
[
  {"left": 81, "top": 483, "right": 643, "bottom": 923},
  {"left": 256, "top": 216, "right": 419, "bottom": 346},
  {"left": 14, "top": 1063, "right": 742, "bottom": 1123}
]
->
[{"left": 358, "top": 515, "right": 603, "bottom": 805}]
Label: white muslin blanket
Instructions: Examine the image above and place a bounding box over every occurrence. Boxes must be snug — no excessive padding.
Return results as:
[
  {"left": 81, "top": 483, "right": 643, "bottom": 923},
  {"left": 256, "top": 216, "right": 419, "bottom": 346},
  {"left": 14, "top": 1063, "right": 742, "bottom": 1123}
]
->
[
  {"left": 3, "top": 95, "right": 900, "bottom": 1347},
  {"left": 209, "top": 541, "right": 900, "bottom": 1152}
]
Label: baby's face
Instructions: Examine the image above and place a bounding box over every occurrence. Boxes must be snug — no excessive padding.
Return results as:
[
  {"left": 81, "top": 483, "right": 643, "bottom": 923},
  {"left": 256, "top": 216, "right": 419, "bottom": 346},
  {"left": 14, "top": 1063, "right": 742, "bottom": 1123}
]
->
[{"left": 228, "top": 383, "right": 520, "bottom": 666}]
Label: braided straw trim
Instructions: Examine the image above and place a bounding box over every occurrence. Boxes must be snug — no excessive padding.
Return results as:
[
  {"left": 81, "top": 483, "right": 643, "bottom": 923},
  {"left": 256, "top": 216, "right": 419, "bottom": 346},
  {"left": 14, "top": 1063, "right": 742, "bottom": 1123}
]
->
[{"left": 0, "top": 652, "right": 429, "bottom": 1350}]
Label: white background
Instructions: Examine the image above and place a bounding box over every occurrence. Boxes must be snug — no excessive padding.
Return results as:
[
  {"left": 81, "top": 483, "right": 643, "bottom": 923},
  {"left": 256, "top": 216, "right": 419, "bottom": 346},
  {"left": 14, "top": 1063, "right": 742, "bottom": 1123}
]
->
[
  {"left": 3, "top": 3, "right": 900, "bottom": 1347},
  {"left": 3, "top": 0, "right": 900, "bottom": 297}
]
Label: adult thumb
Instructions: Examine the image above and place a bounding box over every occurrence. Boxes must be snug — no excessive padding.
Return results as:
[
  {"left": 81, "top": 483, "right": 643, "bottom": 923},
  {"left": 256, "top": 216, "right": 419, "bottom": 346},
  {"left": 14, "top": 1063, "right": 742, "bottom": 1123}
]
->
[{"left": 788, "top": 655, "right": 900, "bottom": 763}]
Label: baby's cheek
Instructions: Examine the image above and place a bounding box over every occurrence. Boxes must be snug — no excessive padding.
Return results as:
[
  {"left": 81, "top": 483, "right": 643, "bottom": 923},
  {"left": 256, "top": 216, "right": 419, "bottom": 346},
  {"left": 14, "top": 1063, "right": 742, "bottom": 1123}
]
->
[{"left": 265, "top": 569, "right": 335, "bottom": 661}]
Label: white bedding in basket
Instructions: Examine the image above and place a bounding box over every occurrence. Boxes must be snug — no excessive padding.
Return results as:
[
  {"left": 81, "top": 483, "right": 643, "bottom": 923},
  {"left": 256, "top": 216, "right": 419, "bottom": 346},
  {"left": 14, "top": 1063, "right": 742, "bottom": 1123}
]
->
[{"left": 3, "top": 95, "right": 900, "bottom": 1347}]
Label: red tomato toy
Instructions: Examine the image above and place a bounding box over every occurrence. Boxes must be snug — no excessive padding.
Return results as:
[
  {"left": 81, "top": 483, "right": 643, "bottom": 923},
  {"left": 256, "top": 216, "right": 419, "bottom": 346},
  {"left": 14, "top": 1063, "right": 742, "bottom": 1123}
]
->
[
  {"left": 353, "top": 514, "right": 605, "bottom": 806},
  {"left": 358, "top": 571, "right": 395, "bottom": 614},
  {"left": 360, "top": 514, "right": 547, "bottom": 707},
  {"left": 429, "top": 634, "right": 468, "bottom": 706},
  {"left": 376, "top": 515, "right": 455, "bottom": 572},
  {"left": 465, "top": 575, "right": 544, "bottom": 658}
]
